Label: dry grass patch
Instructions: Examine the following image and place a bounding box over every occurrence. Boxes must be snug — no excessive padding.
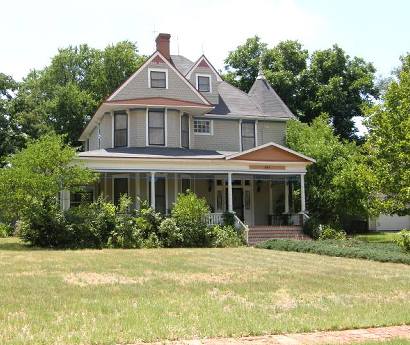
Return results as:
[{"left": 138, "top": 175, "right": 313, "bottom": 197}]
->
[{"left": 63, "top": 272, "right": 146, "bottom": 286}]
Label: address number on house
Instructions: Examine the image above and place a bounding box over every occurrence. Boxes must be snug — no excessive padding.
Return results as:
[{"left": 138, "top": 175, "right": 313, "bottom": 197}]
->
[{"left": 249, "top": 165, "right": 286, "bottom": 170}]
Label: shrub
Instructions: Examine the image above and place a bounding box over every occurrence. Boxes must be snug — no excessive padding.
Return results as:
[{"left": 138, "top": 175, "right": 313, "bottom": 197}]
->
[
  {"left": 0, "top": 223, "right": 11, "bottom": 237},
  {"left": 171, "top": 192, "right": 210, "bottom": 247},
  {"left": 158, "top": 217, "right": 183, "bottom": 247},
  {"left": 303, "top": 217, "right": 321, "bottom": 239},
  {"left": 257, "top": 239, "right": 410, "bottom": 264},
  {"left": 222, "top": 212, "right": 235, "bottom": 227},
  {"left": 19, "top": 199, "right": 71, "bottom": 248},
  {"left": 395, "top": 230, "right": 410, "bottom": 252},
  {"left": 208, "top": 225, "right": 244, "bottom": 247},
  {"left": 318, "top": 225, "right": 347, "bottom": 241}
]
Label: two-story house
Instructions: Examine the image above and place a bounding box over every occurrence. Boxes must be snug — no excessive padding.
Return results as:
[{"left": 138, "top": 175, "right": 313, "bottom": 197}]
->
[{"left": 71, "top": 33, "right": 315, "bottom": 243}]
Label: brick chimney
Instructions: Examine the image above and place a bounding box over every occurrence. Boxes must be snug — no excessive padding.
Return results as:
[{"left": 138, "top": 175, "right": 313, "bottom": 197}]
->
[{"left": 155, "top": 33, "right": 171, "bottom": 60}]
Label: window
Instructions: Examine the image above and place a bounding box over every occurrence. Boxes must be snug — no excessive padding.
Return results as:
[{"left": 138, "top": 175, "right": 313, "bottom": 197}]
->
[
  {"left": 241, "top": 121, "right": 255, "bottom": 151},
  {"left": 70, "top": 186, "right": 94, "bottom": 207},
  {"left": 150, "top": 70, "right": 167, "bottom": 88},
  {"left": 193, "top": 119, "right": 212, "bottom": 135},
  {"left": 181, "top": 114, "right": 189, "bottom": 148},
  {"left": 148, "top": 109, "right": 165, "bottom": 146},
  {"left": 114, "top": 112, "right": 128, "bottom": 147},
  {"left": 113, "top": 177, "right": 128, "bottom": 206},
  {"left": 197, "top": 75, "right": 211, "bottom": 92}
]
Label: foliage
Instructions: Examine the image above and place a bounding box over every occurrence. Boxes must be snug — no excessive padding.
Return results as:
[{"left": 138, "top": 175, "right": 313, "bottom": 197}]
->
[
  {"left": 355, "top": 232, "right": 399, "bottom": 243},
  {"left": 158, "top": 217, "right": 183, "bottom": 247},
  {"left": 224, "top": 37, "right": 378, "bottom": 139},
  {"left": 0, "top": 134, "right": 97, "bottom": 223},
  {"left": 364, "top": 54, "right": 410, "bottom": 216},
  {"left": 222, "top": 211, "right": 235, "bottom": 227},
  {"left": 395, "top": 230, "right": 410, "bottom": 252},
  {"left": 171, "top": 191, "right": 210, "bottom": 247},
  {"left": 318, "top": 225, "right": 347, "bottom": 241},
  {"left": 0, "top": 223, "right": 13, "bottom": 237},
  {"left": 9, "top": 42, "right": 146, "bottom": 146},
  {"left": 207, "top": 225, "right": 244, "bottom": 248},
  {"left": 287, "top": 115, "right": 377, "bottom": 227},
  {"left": 257, "top": 239, "right": 410, "bottom": 264},
  {"left": 0, "top": 73, "right": 23, "bottom": 164}
]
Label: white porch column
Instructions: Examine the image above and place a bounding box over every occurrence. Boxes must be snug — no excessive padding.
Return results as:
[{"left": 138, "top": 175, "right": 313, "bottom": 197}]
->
[
  {"left": 227, "top": 172, "right": 233, "bottom": 213},
  {"left": 135, "top": 172, "right": 140, "bottom": 209},
  {"left": 174, "top": 173, "right": 178, "bottom": 202},
  {"left": 150, "top": 172, "right": 156, "bottom": 209},
  {"left": 300, "top": 174, "right": 306, "bottom": 212},
  {"left": 284, "top": 177, "right": 290, "bottom": 214},
  {"left": 61, "top": 190, "right": 70, "bottom": 211}
]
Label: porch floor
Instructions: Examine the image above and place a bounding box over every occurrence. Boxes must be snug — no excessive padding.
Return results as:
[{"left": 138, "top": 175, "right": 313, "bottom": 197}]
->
[{"left": 248, "top": 225, "right": 309, "bottom": 245}]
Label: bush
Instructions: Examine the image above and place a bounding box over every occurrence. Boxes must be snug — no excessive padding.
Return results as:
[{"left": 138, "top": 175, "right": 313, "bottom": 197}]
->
[
  {"left": 171, "top": 192, "right": 210, "bottom": 247},
  {"left": 19, "top": 199, "right": 71, "bottom": 248},
  {"left": 0, "top": 223, "right": 13, "bottom": 237},
  {"left": 303, "top": 217, "right": 321, "bottom": 239},
  {"left": 257, "top": 238, "right": 410, "bottom": 264},
  {"left": 395, "top": 230, "right": 410, "bottom": 252},
  {"left": 208, "top": 225, "right": 244, "bottom": 247},
  {"left": 318, "top": 225, "right": 347, "bottom": 241},
  {"left": 158, "top": 217, "right": 182, "bottom": 247},
  {"left": 222, "top": 212, "right": 235, "bottom": 227}
]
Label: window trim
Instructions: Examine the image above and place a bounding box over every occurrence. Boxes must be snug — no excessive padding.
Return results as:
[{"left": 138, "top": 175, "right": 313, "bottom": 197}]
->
[
  {"left": 113, "top": 111, "right": 128, "bottom": 148},
  {"left": 146, "top": 108, "right": 167, "bottom": 146},
  {"left": 196, "top": 73, "right": 212, "bottom": 93},
  {"left": 240, "top": 120, "right": 256, "bottom": 152},
  {"left": 148, "top": 68, "right": 168, "bottom": 89},
  {"left": 193, "top": 118, "right": 213, "bottom": 136}
]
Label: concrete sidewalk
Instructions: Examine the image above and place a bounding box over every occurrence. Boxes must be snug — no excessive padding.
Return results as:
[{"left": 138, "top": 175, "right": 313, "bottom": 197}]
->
[{"left": 134, "top": 325, "right": 410, "bottom": 345}]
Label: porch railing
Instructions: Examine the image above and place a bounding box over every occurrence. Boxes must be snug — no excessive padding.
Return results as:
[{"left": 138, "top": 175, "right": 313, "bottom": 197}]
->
[
  {"left": 268, "top": 214, "right": 303, "bottom": 226},
  {"left": 206, "top": 212, "right": 249, "bottom": 244}
]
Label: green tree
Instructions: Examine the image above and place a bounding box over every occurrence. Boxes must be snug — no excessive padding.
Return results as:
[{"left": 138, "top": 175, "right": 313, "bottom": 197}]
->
[
  {"left": 224, "top": 38, "right": 378, "bottom": 140},
  {"left": 0, "top": 73, "right": 23, "bottom": 164},
  {"left": 11, "top": 41, "right": 145, "bottom": 145},
  {"left": 365, "top": 54, "right": 410, "bottom": 216},
  {"left": 287, "top": 115, "right": 377, "bottom": 227},
  {"left": 0, "top": 134, "right": 97, "bottom": 223}
]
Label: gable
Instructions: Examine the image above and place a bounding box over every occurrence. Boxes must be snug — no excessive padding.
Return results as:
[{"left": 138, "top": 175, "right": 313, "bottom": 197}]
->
[
  {"left": 108, "top": 52, "right": 210, "bottom": 105},
  {"left": 228, "top": 143, "right": 314, "bottom": 163}
]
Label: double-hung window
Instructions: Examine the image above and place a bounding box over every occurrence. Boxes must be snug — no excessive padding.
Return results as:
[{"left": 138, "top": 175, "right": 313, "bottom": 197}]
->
[
  {"left": 193, "top": 119, "right": 212, "bottom": 135},
  {"left": 241, "top": 121, "right": 256, "bottom": 151},
  {"left": 114, "top": 111, "right": 128, "bottom": 147},
  {"left": 150, "top": 70, "right": 167, "bottom": 88},
  {"left": 148, "top": 109, "right": 165, "bottom": 146},
  {"left": 196, "top": 75, "right": 211, "bottom": 92}
]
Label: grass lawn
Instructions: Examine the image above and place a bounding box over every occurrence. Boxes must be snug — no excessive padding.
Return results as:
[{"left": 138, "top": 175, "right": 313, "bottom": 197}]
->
[
  {"left": 1, "top": 237, "right": 410, "bottom": 345},
  {"left": 358, "top": 340, "right": 410, "bottom": 345},
  {"left": 355, "top": 232, "right": 399, "bottom": 243}
]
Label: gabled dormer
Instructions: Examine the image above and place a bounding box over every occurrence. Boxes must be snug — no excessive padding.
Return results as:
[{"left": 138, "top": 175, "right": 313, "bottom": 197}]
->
[{"left": 185, "top": 55, "right": 222, "bottom": 105}]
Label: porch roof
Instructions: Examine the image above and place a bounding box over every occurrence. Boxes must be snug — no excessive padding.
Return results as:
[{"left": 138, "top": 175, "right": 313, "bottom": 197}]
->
[{"left": 78, "top": 146, "right": 232, "bottom": 159}]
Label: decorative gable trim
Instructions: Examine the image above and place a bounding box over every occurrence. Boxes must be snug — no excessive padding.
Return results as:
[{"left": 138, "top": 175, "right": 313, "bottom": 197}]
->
[
  {"left": 226, "top": 142, "right": 316, "bottom": 163},
  {"left": 107, "top": 51, "right": 211, "bottom": 105},
  {"left": 186, "top": 55, "right": 222, "bottom": 81}
]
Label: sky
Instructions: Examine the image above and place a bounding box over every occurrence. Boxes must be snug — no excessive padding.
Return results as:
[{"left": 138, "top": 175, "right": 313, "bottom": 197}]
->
[{"left": 1, "top": 0, "right": 409, "bottom": 132}]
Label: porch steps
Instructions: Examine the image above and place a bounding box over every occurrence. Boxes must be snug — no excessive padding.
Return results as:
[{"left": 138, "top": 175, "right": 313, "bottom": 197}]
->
[{"left": 248, "top": 226, "right": 309, "bottom": 245}]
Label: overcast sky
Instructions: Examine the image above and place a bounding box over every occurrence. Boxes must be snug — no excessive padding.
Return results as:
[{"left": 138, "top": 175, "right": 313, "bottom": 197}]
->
[{"left": 1, "top": 0, "right": 409, "bottom": 133}]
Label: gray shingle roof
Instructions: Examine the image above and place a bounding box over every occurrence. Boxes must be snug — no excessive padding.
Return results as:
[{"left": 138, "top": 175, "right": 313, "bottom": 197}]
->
[
  {"left": 171, "top": 55, "right": 295, "bottom": 119},
  {"left": 248, "top": 76, "right": 296, "bottom": 119},
  {"left": 78, "top": 146, "right": 229, "bottom": 159},
  {"left": 170, "top": 55, "right": 194, "bottom": 75}
]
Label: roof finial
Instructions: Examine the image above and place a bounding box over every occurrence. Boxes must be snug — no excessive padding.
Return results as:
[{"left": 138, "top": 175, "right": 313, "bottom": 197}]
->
[{"left": 257, "top": 54, "right": 265, "bottom": 79}]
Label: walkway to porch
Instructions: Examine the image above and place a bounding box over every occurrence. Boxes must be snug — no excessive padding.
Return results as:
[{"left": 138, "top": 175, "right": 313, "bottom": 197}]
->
[{"left": 247, "top": 225, "right": 309, "bottom": 245}]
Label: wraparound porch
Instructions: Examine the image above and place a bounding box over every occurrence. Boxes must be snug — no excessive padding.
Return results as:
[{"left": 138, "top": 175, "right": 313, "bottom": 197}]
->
[{"left": 64, "top": 171, "right": 307, "bottom": 228}]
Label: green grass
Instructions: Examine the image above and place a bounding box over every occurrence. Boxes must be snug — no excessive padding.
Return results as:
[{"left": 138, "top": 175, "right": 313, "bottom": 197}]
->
[
  {"left": 355, "top": 232, "right": 399, "bottom": 243},
  {"left": 1, "top": 237, "right": 410, "bottom": 345},
  {"left": 257, "top": 239, "right": 410, "bottom": 264}
]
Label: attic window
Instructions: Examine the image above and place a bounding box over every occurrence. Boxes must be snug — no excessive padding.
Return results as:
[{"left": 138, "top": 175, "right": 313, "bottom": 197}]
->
[
  {"left": 196, "top": 75, "right": 211, "bottom": 92},
  {"left": 149, "top": 69, "right": 167, "bottom": 88}
]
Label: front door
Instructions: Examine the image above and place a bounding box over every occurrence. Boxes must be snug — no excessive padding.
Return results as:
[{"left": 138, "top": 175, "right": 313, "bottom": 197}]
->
[{"left": 226, "top": 188, "right": 244, "bottom": 221}]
